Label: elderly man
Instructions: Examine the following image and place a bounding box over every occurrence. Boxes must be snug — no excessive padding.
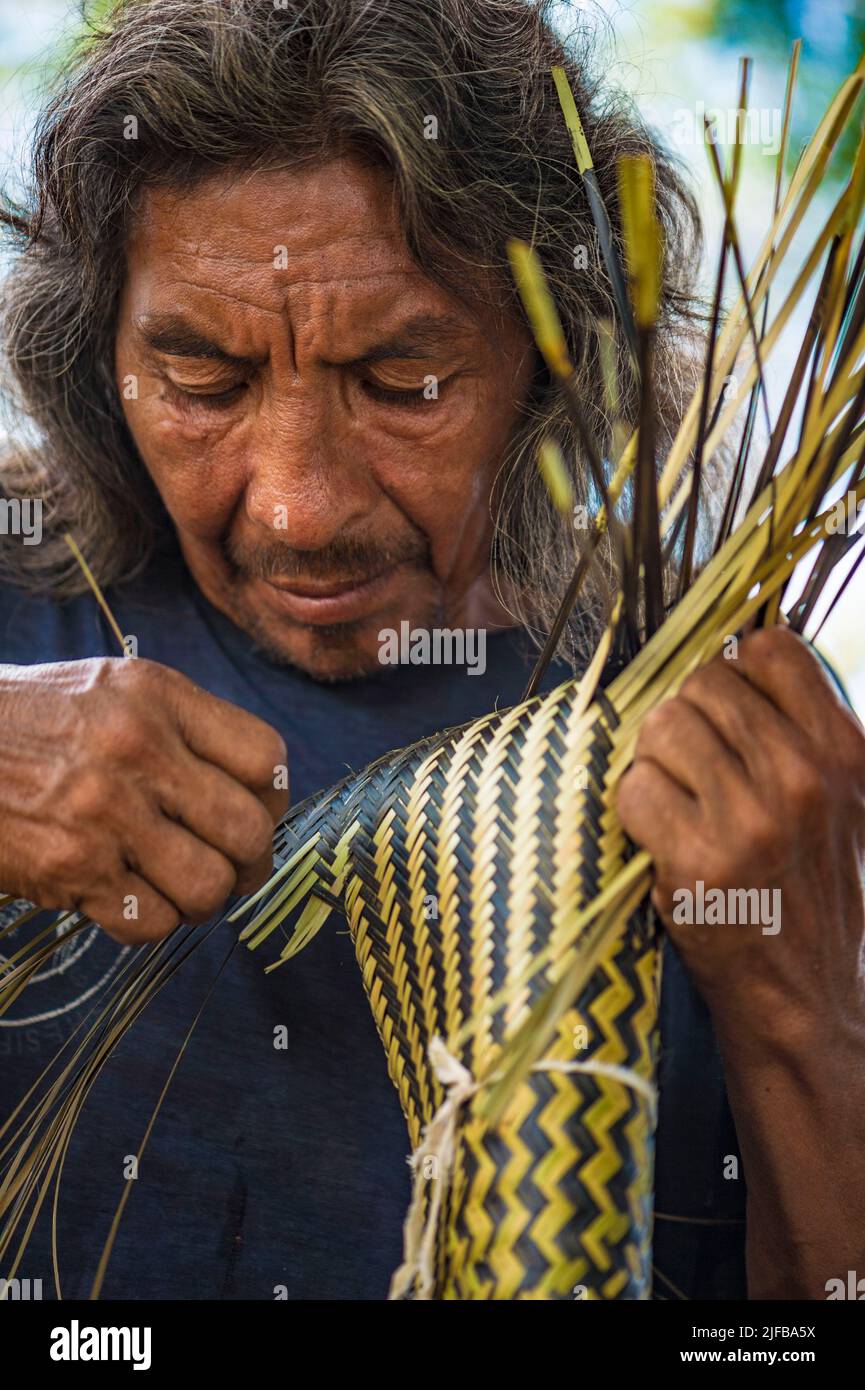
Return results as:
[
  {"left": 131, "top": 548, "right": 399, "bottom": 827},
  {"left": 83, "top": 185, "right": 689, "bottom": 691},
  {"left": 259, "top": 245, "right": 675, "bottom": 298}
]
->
[{"left": 0, "top": 0, "right": 863, "bottom": 1302}]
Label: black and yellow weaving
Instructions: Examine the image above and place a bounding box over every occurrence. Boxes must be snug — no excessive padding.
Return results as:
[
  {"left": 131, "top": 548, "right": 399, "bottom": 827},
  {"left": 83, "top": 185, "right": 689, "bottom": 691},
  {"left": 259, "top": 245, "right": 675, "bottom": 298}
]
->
[{"left": 233, "top": 677, "right": 661, "bottom": 1300}]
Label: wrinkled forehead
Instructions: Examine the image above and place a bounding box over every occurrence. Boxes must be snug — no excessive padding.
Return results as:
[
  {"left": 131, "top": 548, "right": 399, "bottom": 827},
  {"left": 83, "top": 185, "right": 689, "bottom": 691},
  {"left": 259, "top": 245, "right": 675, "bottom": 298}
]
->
[{"left": 120, "top": 155, "right": 495, "bottom": 358}]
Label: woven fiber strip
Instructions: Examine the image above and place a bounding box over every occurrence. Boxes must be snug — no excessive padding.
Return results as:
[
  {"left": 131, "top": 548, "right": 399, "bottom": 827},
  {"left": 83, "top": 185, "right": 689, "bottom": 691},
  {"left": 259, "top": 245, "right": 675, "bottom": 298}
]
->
[{"left": 245, "top": 677, "right": 662, "bottom": 1300}]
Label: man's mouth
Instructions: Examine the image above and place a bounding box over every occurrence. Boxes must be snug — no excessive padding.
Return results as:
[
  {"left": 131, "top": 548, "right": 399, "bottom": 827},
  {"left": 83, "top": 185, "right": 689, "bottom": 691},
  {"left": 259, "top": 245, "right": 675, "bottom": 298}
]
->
[{"left": 254, "top": 562, "right": 408, "bottom": 625}]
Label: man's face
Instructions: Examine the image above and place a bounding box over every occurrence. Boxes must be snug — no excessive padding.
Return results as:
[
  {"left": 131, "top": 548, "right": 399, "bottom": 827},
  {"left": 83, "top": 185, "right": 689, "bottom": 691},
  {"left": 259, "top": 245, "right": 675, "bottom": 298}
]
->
[{"left": 115, "top": 155, "right": 534, "bottom": 679}]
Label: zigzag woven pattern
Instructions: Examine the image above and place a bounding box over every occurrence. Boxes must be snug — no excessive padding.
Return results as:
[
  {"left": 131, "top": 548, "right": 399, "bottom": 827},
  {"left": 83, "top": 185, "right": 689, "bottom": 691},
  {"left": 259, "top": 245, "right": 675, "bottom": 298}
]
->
[{"left": 238, "top": 675, "right": 662, "bottom": 1300}]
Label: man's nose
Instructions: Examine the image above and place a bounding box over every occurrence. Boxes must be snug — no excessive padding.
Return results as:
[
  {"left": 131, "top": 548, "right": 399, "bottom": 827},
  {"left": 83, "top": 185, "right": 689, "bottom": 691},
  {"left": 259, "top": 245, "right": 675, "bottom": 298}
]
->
[{"left": 244, "top": 391, "right": 377, "bottom": 549}]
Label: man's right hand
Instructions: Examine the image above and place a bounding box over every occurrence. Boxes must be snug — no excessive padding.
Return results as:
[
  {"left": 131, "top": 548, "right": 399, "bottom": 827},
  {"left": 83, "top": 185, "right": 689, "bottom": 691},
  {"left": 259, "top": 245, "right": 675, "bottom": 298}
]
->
[{"left": 0, "top": 658, "right": 290, "bottom": 943}]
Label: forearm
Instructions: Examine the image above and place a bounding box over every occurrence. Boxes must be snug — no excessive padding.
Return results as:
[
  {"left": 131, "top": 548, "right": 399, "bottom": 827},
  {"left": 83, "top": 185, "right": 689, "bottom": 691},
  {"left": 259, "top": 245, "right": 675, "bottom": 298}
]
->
[{"left": 716, "top": 1012, "right": 865, "bottom": 1299}]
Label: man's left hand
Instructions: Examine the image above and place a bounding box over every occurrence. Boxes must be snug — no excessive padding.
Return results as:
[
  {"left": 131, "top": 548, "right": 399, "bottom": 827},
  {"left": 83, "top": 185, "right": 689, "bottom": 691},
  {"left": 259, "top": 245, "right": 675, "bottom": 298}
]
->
[
  {"left": 617, "top": 626, "right": 865, "bottom": 1298},
  {"left": 618, "top": 626, "right": 865, "bottom": 1041}
]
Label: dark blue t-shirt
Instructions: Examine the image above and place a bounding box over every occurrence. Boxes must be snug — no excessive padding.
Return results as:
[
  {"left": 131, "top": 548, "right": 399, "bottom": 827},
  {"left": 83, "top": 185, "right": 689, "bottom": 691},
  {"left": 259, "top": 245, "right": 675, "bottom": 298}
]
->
[{"left": 0, "top": 545, "right": 746, "bottom": 1300}]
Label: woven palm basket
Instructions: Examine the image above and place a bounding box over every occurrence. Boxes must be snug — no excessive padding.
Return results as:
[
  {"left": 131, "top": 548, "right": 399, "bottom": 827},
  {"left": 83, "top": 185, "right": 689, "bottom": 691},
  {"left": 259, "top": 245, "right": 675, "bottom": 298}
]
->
[{"left": 234, "top": 678, "right": 659, "bottom": 1300}]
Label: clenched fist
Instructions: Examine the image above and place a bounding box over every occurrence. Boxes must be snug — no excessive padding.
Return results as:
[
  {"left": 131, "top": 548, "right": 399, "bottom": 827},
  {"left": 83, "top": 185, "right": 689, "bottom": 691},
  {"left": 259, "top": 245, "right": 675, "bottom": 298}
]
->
[{"left": 0, "top": 657, "right": 289, "bottom": 943}]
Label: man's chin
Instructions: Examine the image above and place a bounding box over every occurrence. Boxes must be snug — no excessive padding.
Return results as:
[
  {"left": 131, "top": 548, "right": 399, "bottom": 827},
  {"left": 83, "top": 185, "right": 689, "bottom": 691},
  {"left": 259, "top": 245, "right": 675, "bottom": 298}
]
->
[
  {"left": 237, "top": 611, "right": 398, "bottom": 683},
  {"left": 207, "top": 573, "right": 447, "bottom": 681},
  {"left": 290, "top": 638, "right": 395, "bottom": 684}
]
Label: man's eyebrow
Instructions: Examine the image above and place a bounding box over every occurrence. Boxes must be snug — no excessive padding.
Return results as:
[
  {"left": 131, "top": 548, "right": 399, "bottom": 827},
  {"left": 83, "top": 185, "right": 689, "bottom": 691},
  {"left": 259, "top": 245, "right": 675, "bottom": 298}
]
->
[
  {"left": 346, "top": 313, "right": 472, "bottom": 365},
  {"left": 134, "top": 310, "right": 471, "bottom": 367},
  {"left": 133, "top": 314, "right": 262, "bottom": 366}
]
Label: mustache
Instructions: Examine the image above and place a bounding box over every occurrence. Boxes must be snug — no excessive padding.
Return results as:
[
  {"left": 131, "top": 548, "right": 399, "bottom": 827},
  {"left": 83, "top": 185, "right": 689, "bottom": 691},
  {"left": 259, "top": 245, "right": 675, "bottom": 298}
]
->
[{"left": 225, "top": 532, "right": 430, "bottom": 583}]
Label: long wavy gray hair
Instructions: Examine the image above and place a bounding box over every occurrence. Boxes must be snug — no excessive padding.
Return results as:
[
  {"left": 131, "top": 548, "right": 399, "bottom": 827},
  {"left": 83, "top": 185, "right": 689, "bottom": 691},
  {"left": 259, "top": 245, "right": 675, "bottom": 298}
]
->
[{"left": 0, "top": 0, "right": 708, "bottom": 667}]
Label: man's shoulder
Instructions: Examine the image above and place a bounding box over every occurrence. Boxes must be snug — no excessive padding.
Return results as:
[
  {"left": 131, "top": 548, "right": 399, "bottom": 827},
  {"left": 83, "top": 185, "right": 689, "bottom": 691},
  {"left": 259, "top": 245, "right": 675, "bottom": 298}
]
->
[
  {"left": 0, "top": 574, "right": 101, "bottom": 665},
  {"left": 0, "top": 551, "right": 190, "bottom": 667}
]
